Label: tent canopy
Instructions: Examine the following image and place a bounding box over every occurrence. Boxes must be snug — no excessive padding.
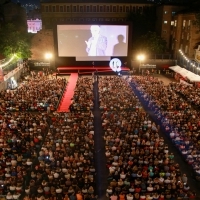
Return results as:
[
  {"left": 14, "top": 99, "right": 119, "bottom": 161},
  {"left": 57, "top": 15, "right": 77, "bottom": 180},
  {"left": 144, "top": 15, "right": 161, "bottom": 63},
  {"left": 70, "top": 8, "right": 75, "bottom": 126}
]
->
[
  {"left": 169, "top": 65, "right": 200, "bottom": 82},
  {"left": 169, "top": 65, "right": 182, "bottom": 73}
]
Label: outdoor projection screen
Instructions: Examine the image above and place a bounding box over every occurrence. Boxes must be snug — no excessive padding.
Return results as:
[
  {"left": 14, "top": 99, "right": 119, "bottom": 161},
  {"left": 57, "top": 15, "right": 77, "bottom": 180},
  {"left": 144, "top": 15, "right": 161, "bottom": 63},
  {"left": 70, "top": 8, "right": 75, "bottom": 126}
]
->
[{"left": 57, "top": 24, "right": 129, "bottom": 61}]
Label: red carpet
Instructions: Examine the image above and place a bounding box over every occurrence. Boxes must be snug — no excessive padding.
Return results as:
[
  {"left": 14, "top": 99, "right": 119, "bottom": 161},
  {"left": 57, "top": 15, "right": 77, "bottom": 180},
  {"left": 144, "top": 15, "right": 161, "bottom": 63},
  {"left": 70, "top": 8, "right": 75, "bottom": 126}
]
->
[{"left": 57, "top": 73, "right": 78, "bottom": 112}]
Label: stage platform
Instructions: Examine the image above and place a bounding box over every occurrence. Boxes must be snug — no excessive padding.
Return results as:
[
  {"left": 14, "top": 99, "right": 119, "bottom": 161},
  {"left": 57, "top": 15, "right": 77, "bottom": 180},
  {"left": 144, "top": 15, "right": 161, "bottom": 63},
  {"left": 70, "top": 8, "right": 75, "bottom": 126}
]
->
[{"left": 57, "top": 66, "right": 130, "bottom": 74}]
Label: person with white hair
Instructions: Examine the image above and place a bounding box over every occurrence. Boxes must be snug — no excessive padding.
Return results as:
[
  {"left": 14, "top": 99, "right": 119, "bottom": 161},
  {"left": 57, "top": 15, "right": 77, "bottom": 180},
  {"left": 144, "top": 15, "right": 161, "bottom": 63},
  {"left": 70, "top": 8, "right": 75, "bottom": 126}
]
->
[{"left": 85, "top": 25, "right": 107, "bottom": 56}]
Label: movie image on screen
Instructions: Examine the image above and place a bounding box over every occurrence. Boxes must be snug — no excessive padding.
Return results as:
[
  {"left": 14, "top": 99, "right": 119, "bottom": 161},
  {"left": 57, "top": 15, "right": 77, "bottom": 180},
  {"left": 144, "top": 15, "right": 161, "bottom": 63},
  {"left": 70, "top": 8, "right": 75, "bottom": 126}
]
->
[{"left": 57, "top": 25, "right": 129, "bottom": 59}]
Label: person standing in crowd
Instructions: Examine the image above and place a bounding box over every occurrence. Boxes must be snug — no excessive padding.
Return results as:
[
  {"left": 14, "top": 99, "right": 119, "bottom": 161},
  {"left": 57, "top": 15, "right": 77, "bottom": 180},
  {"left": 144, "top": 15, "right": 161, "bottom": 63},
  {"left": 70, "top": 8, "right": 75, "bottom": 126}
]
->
[{"left": 76, "top": 191, "right": 83, "bottom": 200}]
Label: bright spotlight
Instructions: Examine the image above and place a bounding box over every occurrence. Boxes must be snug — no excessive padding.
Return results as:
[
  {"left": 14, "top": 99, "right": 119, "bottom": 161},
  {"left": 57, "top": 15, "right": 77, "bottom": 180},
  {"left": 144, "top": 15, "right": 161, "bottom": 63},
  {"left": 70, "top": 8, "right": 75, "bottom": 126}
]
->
[
  {"left": 137, "top": 54, "right": 145, "bottom": 62},
  {"left": 45, "top": 53, "right": 52, "bottom": 60}
]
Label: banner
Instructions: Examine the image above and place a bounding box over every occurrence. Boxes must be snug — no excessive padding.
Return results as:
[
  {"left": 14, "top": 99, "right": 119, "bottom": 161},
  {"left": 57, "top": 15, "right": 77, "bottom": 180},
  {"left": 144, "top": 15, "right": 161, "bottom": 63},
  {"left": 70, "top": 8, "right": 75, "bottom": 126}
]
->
[{"left": 140, "top": 64, "right": 156, "bottom": 69}]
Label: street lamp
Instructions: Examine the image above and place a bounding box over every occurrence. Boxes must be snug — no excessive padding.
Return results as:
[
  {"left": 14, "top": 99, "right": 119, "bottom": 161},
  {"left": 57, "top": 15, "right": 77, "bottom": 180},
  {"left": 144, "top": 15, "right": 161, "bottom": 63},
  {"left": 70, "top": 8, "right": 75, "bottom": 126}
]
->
[
  {"left": 137, "top": 54, "right": 145, "bottom": 74},
  {"left": 45, "top": 53, "right": 53, "bottom": 70}
]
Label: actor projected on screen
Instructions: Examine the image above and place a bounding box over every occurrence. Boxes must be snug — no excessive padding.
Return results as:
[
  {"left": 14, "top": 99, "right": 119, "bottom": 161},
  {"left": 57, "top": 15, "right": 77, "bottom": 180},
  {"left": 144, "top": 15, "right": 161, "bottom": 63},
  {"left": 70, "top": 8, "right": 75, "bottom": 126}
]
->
[{"left": 85, "top": 25, "right": 107, "bottom": 56}]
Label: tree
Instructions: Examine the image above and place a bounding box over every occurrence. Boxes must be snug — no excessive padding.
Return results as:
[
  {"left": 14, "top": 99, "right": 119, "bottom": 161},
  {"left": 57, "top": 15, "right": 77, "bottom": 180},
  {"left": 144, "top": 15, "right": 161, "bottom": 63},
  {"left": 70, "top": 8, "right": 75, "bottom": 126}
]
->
[
  {"left": 193, "top": 11, "right": 200, "bottom": 32},
  {"left": 0, "top": 23, "right": 32, "bottom": 59},
  {"left": 127, "top": 6, "right": 157, "bottom": 43},
  {"left": 134, "top": 31, "right": 167, "bottom": 55}
]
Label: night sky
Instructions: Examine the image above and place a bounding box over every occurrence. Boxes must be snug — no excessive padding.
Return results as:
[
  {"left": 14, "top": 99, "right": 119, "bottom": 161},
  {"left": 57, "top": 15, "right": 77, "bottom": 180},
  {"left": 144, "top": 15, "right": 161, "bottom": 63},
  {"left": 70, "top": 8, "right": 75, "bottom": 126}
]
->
[
  {"left": 12, "top": 0, "right": 40, "bottom": 5},
  {"left": 10, "top": 0, "right": 192, "bottom": 7}
]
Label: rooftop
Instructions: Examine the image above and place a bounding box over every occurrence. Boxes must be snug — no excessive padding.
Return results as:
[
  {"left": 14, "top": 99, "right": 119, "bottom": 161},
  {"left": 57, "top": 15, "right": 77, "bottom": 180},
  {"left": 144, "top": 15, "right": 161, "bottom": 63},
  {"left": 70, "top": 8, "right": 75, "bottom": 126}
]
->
[{"left": 40, "top": 0, "right": 152, "bottom": 3}]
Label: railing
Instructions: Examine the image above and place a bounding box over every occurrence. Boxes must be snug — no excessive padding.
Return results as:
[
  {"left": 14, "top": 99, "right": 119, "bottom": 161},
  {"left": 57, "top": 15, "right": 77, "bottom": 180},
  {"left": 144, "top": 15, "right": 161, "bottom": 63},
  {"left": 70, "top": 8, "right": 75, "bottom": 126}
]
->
[{"left": 0, "top": 58, "right": 23, "bottom": 78}]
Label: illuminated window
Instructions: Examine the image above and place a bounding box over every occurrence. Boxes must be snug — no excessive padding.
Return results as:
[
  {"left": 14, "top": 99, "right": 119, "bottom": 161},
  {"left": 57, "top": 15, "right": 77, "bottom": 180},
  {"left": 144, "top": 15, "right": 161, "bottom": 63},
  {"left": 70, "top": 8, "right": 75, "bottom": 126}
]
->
[
  {"left": 185, "top": 45, "right": 188, "bottom": 53},
  {"left": 188, "top": 20, "right": 191, "bottom": 26},
  {"left": 174, "top": 20, "right": 177, "bottom": 27},
  {"left": 171, "top": 21, "right": 174, "bottom": 26},
  {"left": 164, "top": 21, "right": 167, "bottom": 24},
  {"left": 164, "top": 11, "right": 167, "bottom": 14},
  {"left": 183, "top": 20, "right": 186, "bottom": 27}
]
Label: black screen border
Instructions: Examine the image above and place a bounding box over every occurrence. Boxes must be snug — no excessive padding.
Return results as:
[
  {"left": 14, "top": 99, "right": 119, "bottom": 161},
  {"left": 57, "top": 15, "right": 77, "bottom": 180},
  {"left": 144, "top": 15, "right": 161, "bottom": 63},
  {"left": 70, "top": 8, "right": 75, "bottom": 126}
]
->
[{"left": 53, "top": 21, "right": 132, "bottom": 67}]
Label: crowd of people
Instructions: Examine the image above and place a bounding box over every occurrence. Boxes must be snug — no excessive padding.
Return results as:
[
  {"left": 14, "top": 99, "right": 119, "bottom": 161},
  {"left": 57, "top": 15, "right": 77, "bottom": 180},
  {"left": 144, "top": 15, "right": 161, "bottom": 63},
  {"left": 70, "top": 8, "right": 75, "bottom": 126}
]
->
[
  {"left": 99, "top": 76, "right": 196, "bottom": 200},
  {"left": 0, "top": 73, "right": 97, "bottom": 200},
  {"left": 130, "top": 75, "right": 200, "bottom": 185},
  {"left": 21, "top": 76, "right": 95, "bottom": 200},
  {"left": 0, "top": 68, "right": 199, "bottom": 200},
  {"left": 69, "top": 77, "right": 94, "bottom": 112},
  {"left": 0, "top": 111, "right": 50, "bottom": 200},
  {"left": 0, "top": 73, "right": 66, "bottom": 112},
  {"left": 0, "top": 70, "right": 60, "bottom": 199},
  {"left": 24, "top": 111, "right": 96, "bottom": 200}
]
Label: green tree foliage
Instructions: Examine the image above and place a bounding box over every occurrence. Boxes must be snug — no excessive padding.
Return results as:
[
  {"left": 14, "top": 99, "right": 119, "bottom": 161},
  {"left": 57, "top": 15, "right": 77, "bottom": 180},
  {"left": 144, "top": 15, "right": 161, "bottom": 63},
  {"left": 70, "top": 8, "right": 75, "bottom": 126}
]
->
[
  {"left": 135, "top": 31, "right": 167, "bottom": 54},
  {"left": 0, "top": 23, "right": 32, "bottom": 59},
  {"left": 193, "top": 11, "right": 200, "bottom": 32}
]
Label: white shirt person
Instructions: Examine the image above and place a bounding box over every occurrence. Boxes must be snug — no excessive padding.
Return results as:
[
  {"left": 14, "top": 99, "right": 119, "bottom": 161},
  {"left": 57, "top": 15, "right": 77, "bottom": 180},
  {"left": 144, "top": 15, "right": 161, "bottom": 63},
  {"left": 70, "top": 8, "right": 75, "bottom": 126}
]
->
[{"left": 85, "top": 25, "right": 107, "bottom": 56}]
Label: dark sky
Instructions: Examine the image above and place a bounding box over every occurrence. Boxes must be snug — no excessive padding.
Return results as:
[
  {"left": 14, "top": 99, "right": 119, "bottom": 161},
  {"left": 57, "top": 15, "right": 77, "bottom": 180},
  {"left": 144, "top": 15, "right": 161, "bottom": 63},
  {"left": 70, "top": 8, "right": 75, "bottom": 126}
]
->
[
  {"left": 10, "top": 0, "right": 191, "bottom": 6},
  {"left": 12, "top": 0, "right": 40, "bottom": 5}
]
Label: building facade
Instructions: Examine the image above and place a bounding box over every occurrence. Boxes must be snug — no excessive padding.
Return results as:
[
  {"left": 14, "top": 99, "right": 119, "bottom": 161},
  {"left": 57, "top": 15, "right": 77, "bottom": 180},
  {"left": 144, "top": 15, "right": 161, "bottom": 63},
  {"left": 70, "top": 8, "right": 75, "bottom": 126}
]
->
[
  {"left": 40, "top": 0, "right": 154, "bottom": 29},
  {"left": 27, "top": 19, "right": 42, "bottom": 33},
  {"left": 171, "top": 12, "right": 200, "bottom": 60},
  {"left": 155, "top": 5, "right": 186, "bottom": 50},
  {"left": 31, "top": 0, "right": 155, "bottom": 60},
  {"left": 38, "top": 0, "right": 200, "bottom": 62}
]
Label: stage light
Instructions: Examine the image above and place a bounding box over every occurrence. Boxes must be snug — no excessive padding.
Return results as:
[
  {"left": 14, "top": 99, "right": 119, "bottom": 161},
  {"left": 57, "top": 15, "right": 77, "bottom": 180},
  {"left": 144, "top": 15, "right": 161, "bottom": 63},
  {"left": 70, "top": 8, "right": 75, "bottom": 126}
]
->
[
  {"left": 137, "top": 54, "right": 145, "bottom": 73},
  {"left": 137, "top": 54, "right": 145, "bottom": 62},
  {"left": 44, "top": 53, "right": 53, "bottom": 68},
  {"left": 45, "top": 53, "right": 53, "bottom": 60}
]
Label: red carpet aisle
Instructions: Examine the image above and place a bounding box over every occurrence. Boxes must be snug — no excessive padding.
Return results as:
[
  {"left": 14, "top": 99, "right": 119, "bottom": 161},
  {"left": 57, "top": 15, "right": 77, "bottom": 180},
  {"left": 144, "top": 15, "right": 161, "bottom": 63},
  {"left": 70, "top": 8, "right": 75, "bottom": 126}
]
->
[{"left": 57, "top": 73, "right": 78, "bottom": 112}]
